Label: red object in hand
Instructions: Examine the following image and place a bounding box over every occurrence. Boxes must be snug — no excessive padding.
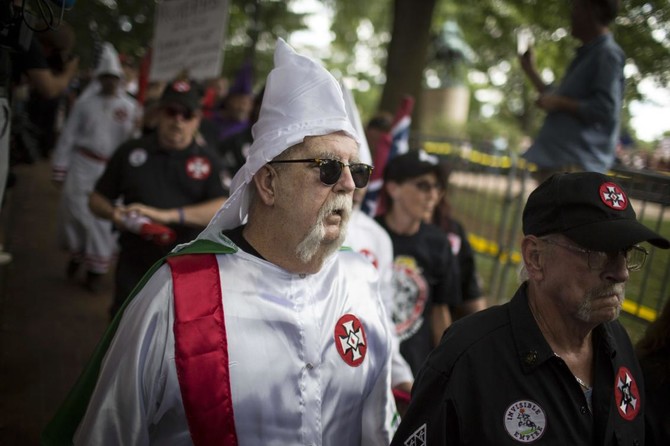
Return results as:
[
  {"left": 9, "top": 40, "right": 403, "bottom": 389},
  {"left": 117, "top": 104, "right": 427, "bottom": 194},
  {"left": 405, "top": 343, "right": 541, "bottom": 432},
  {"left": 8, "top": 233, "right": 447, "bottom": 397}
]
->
[
  {"left": 123, "top": 212, "right": 176, "bottom": 246},
  {"left": 139, "top": 222, "right": 177, "bottom": 246}
]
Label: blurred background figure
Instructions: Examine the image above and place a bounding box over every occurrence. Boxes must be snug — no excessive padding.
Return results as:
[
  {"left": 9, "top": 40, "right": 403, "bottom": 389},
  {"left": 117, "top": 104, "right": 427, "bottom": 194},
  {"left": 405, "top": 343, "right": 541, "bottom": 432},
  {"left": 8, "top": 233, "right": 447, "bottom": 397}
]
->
[
  {"left": 2, "top": 5, "right": 79, "bottom": 264},
  {"left": 519, "top": 0, "right": 624, "bottom": 183},
  {"left": 364, "top": 112, "right": 393, "bottom": 161},
  {"left": 215, "top": 86, "right": 264, "bottom": 188},
  {"left": 201, "top": 76, "right": 228, "bottom": 119},
  {"left": 430, "top": 164, "right": 487, "bottom": 320},
  {"left": 88, "top": 78, "right": 227, "bottom": 318},
  {"left": 636, "top": 299, "right": 670, "bottom": 446},
  {"left": 376, "top": 150, "right": 461, "bottom": 377},
  {"left": 200, "top": 60, "right": 253, "bottom": 146},
  {"left": 10, "top": 19, "right": 79, "bottom": 165},
  {"left": 51, "top": 43, "right": 140, "bottom": 293}
]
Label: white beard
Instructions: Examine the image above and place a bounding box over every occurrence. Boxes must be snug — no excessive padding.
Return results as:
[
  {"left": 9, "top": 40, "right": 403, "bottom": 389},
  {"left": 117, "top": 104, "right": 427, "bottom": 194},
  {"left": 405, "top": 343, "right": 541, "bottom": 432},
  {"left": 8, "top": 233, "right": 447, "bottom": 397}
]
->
[
  {"left": 296, "top": 194, "right": 352, "bottom": 264},
  {"left": 576, "top": 283, "right": 626, "bottom": 322}
]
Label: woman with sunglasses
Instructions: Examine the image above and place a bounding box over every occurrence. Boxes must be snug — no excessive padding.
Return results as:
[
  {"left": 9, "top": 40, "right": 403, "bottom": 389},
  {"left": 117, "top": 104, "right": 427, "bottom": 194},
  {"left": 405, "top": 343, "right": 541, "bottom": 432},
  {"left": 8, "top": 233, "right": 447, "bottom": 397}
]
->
[{"left": 375, "top": 150, "right": 462, "bottom": 378}]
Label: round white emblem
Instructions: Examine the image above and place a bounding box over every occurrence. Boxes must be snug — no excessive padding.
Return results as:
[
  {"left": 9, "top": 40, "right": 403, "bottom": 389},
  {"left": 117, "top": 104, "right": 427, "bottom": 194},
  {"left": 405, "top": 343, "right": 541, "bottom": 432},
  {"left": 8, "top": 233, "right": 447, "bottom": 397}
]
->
[
  {"left": 503, "top": 400, "right": 547, "bottom": 443},
  {"left": 129, "top": 148, "right": 148, "bottom": 167}
]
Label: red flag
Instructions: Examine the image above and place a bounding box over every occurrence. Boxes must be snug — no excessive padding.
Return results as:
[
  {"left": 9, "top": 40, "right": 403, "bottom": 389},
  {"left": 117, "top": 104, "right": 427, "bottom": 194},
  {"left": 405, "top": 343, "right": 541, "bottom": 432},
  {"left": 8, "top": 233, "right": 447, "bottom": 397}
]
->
[
  {"left": 137, "top": 48, "right": 152, "bottom": 105},
  {"left": 362, "top": 96, "right": 415, "bottom": 217}
]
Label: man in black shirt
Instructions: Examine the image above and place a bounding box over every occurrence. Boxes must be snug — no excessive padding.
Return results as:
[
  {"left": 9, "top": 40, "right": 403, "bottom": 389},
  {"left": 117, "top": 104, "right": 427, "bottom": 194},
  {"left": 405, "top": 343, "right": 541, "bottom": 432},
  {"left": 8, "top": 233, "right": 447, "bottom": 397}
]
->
[
  {"left": 89, "top": 79, "right": 227, "bottom": 317},
  {"left": 391, "top": 172, "right": 669, "bottom": 445}
]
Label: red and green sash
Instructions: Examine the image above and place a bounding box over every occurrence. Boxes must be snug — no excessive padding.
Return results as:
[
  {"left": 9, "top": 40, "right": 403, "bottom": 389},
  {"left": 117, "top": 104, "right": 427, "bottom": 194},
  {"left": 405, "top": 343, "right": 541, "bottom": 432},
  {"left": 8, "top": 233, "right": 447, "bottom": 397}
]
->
[
  {"left": 41, "top": 240, "right": 236, "bottom": 446},
  {"left": 168, "top": 254, "right": 238, "bottom": 446}
]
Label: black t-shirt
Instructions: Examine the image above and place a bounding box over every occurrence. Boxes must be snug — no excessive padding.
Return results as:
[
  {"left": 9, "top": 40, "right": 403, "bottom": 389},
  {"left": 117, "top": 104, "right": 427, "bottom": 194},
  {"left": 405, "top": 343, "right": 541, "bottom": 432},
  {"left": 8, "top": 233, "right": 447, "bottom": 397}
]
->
[
  {"left": 375, "top": 217, "right": 462, "bottom": 376},
  {"left": 442, "top": 218, "right": 483, "bottom": 303},
  {"left": 95, "top": 134, "right": 227, "bottom": 262},
  {"left": 10, "top": 36, "right": 49, "bottom": 84}
]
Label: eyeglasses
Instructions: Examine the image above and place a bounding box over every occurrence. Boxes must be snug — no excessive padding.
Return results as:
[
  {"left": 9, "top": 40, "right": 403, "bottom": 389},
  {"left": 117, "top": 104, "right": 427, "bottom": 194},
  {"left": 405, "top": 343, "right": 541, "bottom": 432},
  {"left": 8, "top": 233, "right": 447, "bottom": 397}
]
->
[
  {"left": 410, "top": 180, "right": 443, "bottom": 194},
  {"left": 541, "top": 238, "right": 648, "bottom": 271},
  {"left": 267, "top": 158, "right": 373, "bottom": 189},
  {"left": 163, "top": 105, "right": 196, "bottom": 120}
]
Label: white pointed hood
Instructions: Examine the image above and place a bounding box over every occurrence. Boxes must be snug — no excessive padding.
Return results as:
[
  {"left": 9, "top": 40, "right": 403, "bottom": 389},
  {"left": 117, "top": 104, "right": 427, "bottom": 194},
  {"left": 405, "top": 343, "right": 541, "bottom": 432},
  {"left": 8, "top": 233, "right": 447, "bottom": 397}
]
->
[
  {"left": 196, "top": 38, "right": 359, "bottom": 241},
  {"left": 94, "top": 43, "right": 124, "bottom": 78}
]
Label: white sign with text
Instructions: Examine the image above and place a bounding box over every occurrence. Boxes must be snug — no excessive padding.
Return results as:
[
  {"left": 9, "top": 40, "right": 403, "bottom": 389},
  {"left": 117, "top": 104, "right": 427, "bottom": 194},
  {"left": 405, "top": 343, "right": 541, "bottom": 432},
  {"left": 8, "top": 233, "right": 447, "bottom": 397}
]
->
[{"left": 150, "top": 0, "right": 229, "bottom": 81}]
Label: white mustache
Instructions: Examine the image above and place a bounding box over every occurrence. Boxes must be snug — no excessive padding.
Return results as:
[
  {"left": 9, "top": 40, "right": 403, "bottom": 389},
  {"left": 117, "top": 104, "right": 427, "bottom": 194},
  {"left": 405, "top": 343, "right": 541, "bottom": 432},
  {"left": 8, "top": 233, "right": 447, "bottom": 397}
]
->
[{"left": 320, "top": 194, "right": 352, "bottom": 222}]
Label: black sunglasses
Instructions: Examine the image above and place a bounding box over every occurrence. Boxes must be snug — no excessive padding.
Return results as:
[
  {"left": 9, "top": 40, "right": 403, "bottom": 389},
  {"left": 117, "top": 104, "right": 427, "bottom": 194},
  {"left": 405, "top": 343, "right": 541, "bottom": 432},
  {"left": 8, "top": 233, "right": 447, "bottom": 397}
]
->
[
  {"left": 163, "top": 105, "right": 196, "bottom": 120},
  {"left": 268, "top": 158, "right": 373, "bottom": 188}
]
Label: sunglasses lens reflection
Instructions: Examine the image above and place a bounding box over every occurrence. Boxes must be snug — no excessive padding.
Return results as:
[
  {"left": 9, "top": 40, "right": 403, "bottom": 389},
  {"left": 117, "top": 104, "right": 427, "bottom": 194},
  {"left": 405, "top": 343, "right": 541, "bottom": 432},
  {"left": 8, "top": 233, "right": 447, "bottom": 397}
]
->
[{"left": 318, "top": 160, "right": 371, "bottom": 188}]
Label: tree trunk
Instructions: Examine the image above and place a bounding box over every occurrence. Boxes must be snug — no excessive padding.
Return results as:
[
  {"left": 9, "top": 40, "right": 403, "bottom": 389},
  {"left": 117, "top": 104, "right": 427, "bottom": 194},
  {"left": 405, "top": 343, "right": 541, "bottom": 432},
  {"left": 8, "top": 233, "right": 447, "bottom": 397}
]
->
[{"left": 379, "top": 0, "right": 438, "bottom": 130}]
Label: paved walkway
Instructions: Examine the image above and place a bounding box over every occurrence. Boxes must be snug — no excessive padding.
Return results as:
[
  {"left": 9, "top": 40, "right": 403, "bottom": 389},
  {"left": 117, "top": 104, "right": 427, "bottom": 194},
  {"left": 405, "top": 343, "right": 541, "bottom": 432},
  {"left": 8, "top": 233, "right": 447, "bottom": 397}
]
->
[{"left": 0, "top": 160, "right": 112, "bottom": 444}]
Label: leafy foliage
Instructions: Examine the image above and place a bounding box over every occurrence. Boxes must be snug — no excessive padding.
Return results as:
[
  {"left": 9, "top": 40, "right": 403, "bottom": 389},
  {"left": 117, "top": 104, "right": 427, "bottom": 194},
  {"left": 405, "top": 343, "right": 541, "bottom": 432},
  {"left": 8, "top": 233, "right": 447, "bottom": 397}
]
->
[
  {"left": 59, "top": 0, "right": 305, "bottom": 85},
  {"left": 330, "top": 0, "right": 670, "bottom": 144}
]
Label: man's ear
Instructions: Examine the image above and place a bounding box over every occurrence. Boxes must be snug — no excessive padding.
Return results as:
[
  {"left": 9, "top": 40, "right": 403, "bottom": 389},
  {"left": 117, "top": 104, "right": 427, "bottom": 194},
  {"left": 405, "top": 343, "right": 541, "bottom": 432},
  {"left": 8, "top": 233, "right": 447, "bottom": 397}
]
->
[
  {"left": 521, "top": 236, "right": 544, "bottom": 279},
  {"left": 252, "top": 165, "right": 277, "bottom": 206}
]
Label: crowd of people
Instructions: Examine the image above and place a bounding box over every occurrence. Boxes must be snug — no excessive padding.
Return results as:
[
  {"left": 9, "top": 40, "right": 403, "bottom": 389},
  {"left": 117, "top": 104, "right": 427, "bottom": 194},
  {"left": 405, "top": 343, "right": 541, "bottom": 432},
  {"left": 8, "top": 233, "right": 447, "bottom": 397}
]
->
[{"left": 2, "top": 0, "right": 668, "bottom": 444}]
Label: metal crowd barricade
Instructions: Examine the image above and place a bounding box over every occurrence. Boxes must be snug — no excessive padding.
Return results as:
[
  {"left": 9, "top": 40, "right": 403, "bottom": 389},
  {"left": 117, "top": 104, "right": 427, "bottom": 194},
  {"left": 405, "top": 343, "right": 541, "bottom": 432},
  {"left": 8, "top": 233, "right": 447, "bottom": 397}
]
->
[{"left": 421, "top": 136, "right": 670, "bottom": 325}]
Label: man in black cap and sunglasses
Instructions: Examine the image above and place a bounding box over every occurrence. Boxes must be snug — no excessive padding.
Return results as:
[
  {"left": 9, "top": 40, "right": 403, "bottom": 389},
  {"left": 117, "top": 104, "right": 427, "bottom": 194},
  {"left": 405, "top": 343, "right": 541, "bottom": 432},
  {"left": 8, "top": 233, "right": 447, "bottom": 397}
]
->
[
  {"left": 45, "top": 39, "right": 398, "bottom": 445},
  {"left": 391, "top": 171, "right": 669, "bottom": 445},
  {"left": 88, "top": 78, "right": 227, "bottom": 318}
]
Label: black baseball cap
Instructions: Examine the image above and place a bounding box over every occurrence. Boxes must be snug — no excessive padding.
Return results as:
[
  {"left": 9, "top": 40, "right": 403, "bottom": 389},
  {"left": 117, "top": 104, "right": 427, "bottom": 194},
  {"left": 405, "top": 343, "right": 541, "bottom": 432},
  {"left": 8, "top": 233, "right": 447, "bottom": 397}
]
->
[
  {"left": 160, "top": 79, "right": 202, "bottom": 111},
  {"left": 383, "top": 150, "right": 446, "bottom": 185},
  {"left": 523, "top": 172, "right": 669, "bottom": 251}
]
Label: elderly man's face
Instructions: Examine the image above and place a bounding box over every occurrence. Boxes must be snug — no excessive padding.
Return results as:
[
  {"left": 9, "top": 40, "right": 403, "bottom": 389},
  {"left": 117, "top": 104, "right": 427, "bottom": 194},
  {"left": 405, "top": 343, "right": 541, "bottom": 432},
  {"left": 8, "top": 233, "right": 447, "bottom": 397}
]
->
[
  {"left": 157, "top": 103, "right": 202, "bottom": 150},
  {"left": 272, "top": 132, "right": 358, "bottom": 263},
  {"left": 539, "top": 235, "right": 629, "bottom": 326}
]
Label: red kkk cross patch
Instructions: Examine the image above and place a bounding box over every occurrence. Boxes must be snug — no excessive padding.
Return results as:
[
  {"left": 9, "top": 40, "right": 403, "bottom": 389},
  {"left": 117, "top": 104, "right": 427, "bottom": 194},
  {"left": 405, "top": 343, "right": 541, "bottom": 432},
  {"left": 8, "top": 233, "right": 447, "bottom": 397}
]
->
[
  {"left": 614, "top": 366, "right": 640, "bottom": 421},
  {"left": 334, "top": 314, "right": 367, "bottom": 367},
  {"left": 599, "top": 182, "right": 628, "bottom": 210},
  {"left": 186, "top": 156, "right": 211, "bottom": 180}
]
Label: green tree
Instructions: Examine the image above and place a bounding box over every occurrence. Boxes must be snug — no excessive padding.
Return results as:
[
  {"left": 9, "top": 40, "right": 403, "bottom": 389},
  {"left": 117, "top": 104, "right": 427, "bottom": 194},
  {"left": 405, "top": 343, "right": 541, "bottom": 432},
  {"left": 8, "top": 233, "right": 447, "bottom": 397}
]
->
[
  {"left": 57, "top": 0, "right": 306, "bottom": 84},
  {"left": 330, "top": 0, "right": 670, "bottom": 144}
]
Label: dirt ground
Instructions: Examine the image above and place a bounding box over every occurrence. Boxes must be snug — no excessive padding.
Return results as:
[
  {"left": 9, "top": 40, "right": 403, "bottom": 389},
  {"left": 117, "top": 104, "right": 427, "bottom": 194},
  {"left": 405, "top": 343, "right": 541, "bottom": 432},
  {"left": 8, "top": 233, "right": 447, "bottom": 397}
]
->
[{"left": 0, "top": 160, "right": 111, "bottom": 445}]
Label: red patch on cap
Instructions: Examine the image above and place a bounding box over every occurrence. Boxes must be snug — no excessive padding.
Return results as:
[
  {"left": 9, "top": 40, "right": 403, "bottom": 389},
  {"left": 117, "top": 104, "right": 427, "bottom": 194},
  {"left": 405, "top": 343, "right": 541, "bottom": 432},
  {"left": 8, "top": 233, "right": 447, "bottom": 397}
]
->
[
  {"left": 334, "top": 314, "right": 367, "bottom": 367},
  {"left": 172, "top": 81, "right": 191, "bottom": 93},
  {"left": 599, "top": 182, "right": 628, "bottom": 210},
  {"left": 185, "top": 156, "right": 211, "bottom": 180},
  {"left": 614, "top": 366, "right": 640, "bottom": 421}
]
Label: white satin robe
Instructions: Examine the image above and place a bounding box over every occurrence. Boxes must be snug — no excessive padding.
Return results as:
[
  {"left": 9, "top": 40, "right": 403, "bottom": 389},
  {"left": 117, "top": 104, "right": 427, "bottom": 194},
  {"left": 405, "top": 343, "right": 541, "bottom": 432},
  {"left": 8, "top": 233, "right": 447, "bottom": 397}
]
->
[{"left": 74, "top": 245, "right": 398, "bottom": 445}]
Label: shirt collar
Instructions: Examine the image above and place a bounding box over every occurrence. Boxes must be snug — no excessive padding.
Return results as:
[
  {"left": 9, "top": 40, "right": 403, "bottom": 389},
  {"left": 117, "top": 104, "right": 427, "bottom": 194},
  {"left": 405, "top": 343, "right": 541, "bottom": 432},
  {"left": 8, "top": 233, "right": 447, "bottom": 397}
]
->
[
  {"left": 509, "top": 284, "right": 556, "bottom": 374},
  {"left": 509, "top": 283, "right": 619, "bottom": 374}
]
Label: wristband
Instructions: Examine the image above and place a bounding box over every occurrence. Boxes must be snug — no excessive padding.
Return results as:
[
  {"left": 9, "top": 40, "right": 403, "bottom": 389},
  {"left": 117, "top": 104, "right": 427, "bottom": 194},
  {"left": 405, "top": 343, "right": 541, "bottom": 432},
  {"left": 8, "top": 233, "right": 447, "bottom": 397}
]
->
[{"left": 177, "top": 207, "right": 185, "bottom": 225}]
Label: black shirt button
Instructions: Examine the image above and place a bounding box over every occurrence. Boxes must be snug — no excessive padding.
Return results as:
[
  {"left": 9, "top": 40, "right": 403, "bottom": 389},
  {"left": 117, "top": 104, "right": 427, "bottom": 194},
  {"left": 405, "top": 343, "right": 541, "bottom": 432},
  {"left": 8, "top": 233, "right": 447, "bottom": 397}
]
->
[
  {"left": 524, "top": 351, "right": 538, "bottom": 365},
  {"left": 633, "top": 440, "right": 639, "bottom": 446},
  {"left": 580, "top": 406, "right": 587, "bottom": 414}
]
